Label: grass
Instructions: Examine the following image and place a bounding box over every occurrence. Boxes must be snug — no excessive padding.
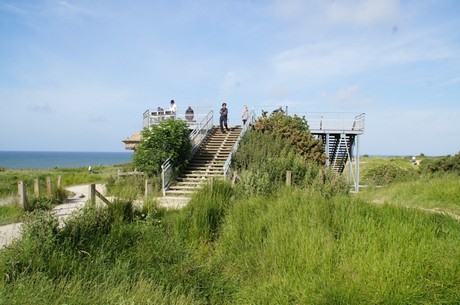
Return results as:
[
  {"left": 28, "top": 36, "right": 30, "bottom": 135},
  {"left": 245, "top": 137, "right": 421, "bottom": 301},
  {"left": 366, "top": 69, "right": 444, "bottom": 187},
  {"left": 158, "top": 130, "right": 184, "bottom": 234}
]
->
[
  {"left": 0, "top": 204, "right": 23, "bottom": 226},
  {"left": 0, "top": 163, "right": 133, "bottom": 224},
  {"left": 356, "top": 173, "right": 460, "bottom": 216},
  {"left": 1, "top": 176, "right": 460, "bottom": 304}
]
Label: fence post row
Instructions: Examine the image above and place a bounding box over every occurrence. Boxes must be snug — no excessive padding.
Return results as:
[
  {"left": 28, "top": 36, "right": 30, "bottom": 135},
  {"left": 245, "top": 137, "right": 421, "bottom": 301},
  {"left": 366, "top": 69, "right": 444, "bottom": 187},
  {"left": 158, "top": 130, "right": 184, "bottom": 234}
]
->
[{"left": 18, "top": 176, "right": 61, "bottom": 209}]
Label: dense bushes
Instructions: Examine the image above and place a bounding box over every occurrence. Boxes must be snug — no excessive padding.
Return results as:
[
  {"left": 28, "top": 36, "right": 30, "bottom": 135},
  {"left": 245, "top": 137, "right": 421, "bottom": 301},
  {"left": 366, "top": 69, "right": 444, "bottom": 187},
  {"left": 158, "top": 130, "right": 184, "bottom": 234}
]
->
[
  {"left": 254, "top": 111, "right": 326, "bottom": 164},
  {"left": 133, "top": 118, "right": 191, "bottom": 176},
  {"left": 362, "top": 162, "right": 414, "bottom": 185},
  {"left": 232, "top": 131, "right": 348, "bottom": 197},
  {"left": 421, "top": 151, "right": 460, "bottom": 174}
]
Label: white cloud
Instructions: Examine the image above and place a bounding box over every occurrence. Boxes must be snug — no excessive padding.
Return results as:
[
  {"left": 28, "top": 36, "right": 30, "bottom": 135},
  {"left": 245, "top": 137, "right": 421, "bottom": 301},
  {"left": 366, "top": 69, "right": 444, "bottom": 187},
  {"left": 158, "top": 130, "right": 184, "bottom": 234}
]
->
[
  {"left": 319, "top": 85, "right": 375, "bottom": 108},
  {"left": 272, "top": 28, "right": 459, "bottom": 83}
]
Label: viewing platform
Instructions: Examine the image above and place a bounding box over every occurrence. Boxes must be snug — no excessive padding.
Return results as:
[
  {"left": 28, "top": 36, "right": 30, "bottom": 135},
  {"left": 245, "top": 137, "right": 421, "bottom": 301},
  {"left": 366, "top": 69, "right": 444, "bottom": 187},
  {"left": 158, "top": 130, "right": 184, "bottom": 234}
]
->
[{"left": 122, "top": 107, "right": 365, "bottom": 191}]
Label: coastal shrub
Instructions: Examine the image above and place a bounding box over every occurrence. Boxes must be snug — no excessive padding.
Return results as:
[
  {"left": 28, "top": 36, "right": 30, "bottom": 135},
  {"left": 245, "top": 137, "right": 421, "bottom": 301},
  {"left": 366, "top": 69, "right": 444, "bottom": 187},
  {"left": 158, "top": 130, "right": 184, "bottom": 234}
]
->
[
  {"left": 420, "top": 151, "right": 460, "bottom": 174},
  {"left": 58, "top": 205, "right": 113, "bottom": 250},
  {"left": 308, "top": 169, "right": 349, "bottom": 198},
  {"left": 26, "top": 196, "right": 53, "bottom": 211},
  {"left": 133, "top": 118, "right": 192, "bottom": 176},
  {"left": 253, "top": 111, "right": 326, "bottom": 164},
  {"left": 362, "top": 162, "right": 412, "bottom": 185}
]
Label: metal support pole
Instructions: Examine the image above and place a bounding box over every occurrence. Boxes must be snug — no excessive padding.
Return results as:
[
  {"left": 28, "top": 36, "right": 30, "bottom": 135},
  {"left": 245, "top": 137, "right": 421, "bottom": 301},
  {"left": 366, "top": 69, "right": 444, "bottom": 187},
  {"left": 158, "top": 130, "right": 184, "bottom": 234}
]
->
[
  {"left": 355, "top": 135, "right": 360, "bottom": 192},
  {"left": 325, "top": 134, "right": 330, "bottom": 168}
]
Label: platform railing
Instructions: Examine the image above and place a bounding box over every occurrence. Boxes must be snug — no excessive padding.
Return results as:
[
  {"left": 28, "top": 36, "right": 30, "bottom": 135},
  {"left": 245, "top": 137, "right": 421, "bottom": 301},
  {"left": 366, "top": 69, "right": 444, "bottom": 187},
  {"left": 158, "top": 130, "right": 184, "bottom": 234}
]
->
[
  {"left": 295, "top": 112, "right": 366, "bottom": 132},
  {"left": 143, "top": 106, "right": 211, "bottom": 129}
]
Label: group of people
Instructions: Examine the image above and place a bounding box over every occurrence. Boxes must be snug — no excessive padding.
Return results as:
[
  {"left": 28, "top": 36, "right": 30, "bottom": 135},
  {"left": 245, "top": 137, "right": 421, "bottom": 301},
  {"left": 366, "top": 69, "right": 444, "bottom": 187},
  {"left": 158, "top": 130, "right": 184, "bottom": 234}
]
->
[
  {"left": 156, "top": 100, "right": 195, "bottom": 122},
  {"left": 219, "top": 103, "right": 249, "bottom": 133},
  {"left": 154, "top": 99, "right": 251, "bottom": 131}
]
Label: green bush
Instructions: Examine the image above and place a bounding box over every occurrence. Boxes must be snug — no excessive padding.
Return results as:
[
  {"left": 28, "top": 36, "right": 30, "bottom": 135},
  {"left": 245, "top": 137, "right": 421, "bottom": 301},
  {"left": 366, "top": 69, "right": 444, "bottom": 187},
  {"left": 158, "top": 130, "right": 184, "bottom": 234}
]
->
[
  {"left": 58, "top": 205, "right": 113, "bottom": 250},
  {"left": 362, "top": 163, "right": 413, "bottom": 185},
  {"left": 421, "top": 152, "right": 460, "bottom": 174},
  {"left": 236, "top": 170, "right": 273, "bottom": 197},
  {"left": 26, "top": 196, "right": 53, "bottom": 211},
  {"left": 133, "top": 118, "right": 192, "bottom": 176},
  {"left": 253, "top": 111, "right": 325, "bottom": 164}
]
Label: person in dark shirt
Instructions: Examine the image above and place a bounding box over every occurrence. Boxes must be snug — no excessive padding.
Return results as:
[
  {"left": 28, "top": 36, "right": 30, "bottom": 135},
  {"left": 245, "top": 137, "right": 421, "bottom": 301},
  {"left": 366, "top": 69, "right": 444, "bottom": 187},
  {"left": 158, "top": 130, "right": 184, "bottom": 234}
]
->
[
  {"left": 219, "top": 102, "right": 229, "bottom": 133},
  {"left": 185, "top": 106, "right": 194, "bottom": 122}
]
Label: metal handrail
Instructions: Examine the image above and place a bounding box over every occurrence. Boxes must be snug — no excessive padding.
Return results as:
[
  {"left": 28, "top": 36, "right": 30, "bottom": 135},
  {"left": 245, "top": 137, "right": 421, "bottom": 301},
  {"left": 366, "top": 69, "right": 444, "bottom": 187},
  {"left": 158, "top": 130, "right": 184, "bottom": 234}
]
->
[
  {"left": 161, "top": 109, "right": 214, "bottom": 196},
  {"left": 190, "top": 109, "right": 214, "bottom": 157},
  {"left": 223, "top": 109, "right": 256, "bottom": 179},
  {"left": 161, "top": 157, "right": 173, "bottom": 196}
]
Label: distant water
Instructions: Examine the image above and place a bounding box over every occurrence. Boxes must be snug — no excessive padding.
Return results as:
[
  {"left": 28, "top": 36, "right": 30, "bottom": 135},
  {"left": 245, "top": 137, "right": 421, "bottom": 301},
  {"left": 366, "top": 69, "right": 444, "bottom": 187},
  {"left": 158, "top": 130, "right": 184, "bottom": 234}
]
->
[{"left": 0, "top": 151, "right": 133, "bottom": 170}]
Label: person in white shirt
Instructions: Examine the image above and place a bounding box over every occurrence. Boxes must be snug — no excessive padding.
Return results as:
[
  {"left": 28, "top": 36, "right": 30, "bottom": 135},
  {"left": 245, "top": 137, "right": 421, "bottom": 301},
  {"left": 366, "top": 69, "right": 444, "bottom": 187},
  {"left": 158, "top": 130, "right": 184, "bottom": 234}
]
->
[{"left": 169, "top": 100, "right": 177, "bottom": 113}]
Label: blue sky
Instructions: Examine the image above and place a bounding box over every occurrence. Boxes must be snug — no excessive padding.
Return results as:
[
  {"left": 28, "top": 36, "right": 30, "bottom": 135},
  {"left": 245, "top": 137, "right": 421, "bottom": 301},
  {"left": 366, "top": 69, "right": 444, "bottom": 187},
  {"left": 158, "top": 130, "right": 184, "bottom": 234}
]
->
[{"left": 0, "top": 0, "right": 459, "bottom": 156}]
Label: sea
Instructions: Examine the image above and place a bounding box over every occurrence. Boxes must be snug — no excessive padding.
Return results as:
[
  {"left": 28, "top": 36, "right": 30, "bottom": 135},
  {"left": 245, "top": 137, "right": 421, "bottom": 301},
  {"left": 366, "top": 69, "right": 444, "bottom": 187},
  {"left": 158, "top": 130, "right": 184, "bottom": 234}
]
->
[{"left": 0, "top": 151, "right": 133, "bottom": 170}]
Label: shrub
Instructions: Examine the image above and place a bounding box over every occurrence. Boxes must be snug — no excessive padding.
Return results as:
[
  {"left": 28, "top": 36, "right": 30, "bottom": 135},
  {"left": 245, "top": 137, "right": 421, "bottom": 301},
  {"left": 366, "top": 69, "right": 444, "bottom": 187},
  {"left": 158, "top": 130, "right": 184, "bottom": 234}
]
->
[
  {"left": 26, "top": 196, "right": 53, "bottom": 211},
  {"left": 236, "top": 170, "right": 273, "bottom": 197},
  {"left": 420, "top": 152, "right": 460, "bottom": 174},
  {"left": 58, "top": 205, "right": 113, "bottom": 250},
  {"left": 133, "top": 118, "right": 192, "bottom": 176},
  {"left": 253, "top": 111, "right": 325, "bottom": 164},
  {"left": 362, "top": 163, "right": 412, "bottom": 185}
]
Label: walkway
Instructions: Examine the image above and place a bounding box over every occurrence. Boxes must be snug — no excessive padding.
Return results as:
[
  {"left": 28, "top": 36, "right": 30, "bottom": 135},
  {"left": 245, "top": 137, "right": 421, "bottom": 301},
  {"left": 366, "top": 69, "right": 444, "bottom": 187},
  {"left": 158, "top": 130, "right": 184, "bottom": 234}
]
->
[{"left": 0, "top": 184, "right": 105, "bottom": 249}]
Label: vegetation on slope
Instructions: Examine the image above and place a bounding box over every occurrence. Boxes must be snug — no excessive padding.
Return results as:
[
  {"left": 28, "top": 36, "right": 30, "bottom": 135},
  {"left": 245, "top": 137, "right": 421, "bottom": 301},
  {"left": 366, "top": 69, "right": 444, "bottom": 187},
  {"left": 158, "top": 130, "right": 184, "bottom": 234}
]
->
[{"left": 1, "top": 181, "right": 459, "bottom": 304}]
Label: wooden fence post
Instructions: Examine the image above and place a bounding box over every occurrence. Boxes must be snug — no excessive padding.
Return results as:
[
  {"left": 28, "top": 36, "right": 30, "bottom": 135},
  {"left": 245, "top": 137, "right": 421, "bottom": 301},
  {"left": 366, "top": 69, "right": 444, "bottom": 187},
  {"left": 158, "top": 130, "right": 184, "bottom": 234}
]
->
[
  {"left": 46, "top": 176, "right": 52, "bottom": 198},
  {"left": 18, "top": 181, "right": 27, "bottom": 209},
  {"left": 57, "top": 175, "right": 62, "bottom": 188},
  {"left": 34, "top": 178, "right": 40, "bottom": 196},
  {"left": 89, "top": 184, "right": 96, "bottom": 206},
  {"left": 232, "top": 171, "right": 238, "bottom": 187},
  {"left": 286, "top": 171, "right": 292, "bottom": 186},
  {"left": 145, "top": 179, "right": 152, "bottom": 197}
]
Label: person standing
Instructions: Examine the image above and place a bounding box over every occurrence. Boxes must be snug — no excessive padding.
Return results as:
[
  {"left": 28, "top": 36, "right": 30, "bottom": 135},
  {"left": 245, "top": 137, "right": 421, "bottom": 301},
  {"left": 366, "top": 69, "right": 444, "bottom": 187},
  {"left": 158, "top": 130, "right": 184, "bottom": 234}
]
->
[
  {"left": 185, "top": 106, "right": 194, "bottom": 122},
  {"left": 219, "top": 102, "right": 229, "bottom": 133},
  {"left": 169, "top": 100, "right": 177, "bottom": 113},
  {"left": 241, "top": 105, "right": 249, "bottom": 125}
]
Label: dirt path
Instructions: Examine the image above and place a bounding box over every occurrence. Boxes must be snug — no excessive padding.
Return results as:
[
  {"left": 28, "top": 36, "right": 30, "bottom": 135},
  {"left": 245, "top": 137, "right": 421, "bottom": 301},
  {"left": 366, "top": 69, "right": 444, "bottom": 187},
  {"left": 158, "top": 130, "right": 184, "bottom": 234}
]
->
[{"left": 0, "top": 184, "right": 105, "bottom": 249}]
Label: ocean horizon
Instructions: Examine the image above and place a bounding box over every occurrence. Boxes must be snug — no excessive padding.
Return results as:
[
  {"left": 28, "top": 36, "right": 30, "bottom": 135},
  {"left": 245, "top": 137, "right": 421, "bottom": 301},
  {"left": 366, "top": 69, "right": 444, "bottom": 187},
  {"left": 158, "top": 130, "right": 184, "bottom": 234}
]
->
[{"left": 0, "top": 151, "right": 133, "bottom": 170}]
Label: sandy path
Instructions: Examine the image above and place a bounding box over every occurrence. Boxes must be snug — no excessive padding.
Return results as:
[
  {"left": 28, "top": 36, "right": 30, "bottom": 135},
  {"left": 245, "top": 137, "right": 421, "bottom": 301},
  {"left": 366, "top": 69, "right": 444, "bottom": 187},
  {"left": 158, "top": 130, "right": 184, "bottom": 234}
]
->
[{"left": 0, "top": 184, "right": 105, "bottom": 249}]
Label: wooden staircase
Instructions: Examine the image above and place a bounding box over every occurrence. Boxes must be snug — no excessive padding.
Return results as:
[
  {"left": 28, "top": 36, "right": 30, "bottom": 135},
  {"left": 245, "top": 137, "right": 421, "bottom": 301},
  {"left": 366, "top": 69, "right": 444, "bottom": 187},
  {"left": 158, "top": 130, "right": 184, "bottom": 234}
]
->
[{"left": 164, "top": 126, "right": 242, "bottom": 197}]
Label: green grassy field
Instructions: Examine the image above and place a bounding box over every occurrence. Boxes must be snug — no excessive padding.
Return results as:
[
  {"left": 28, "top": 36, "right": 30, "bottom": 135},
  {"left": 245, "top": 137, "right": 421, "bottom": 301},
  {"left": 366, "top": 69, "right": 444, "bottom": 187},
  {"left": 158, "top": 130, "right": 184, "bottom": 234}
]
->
[
  {"left": 1, "top": 160, "right": 459, "bottom": 304},
  {"left": 1, "top": 155, "right": 459, "bottom": 304}
]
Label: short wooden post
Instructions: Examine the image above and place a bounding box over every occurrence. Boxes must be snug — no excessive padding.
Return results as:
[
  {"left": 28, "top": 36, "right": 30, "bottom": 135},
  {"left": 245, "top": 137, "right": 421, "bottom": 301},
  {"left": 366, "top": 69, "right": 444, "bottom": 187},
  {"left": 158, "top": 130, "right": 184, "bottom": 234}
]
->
[
  {"left": 232, "top": 171, "right": 238, "bottom": 187},
  {"left": 46, "top": 176, "right": 52, "bottom": 198},
  {"left": 286, "top": 171, "right": 292, "bottom": 186},
  {"left": 89, "top": 184, "right": 96, "bottom": 206},
  {"left": 210, "top": 177, "right": 214, "bottom": 191},
  {"left": 18, "top": 181, "right": 26, "bottom": 209},
  {"left": 34, "top": 178, "right": 40, "bottom": 196},
  {"left": 145, "top": 179, "right": 152, "bottom": 197},
  {"left": 57, "top": 175, "right": 62, "bottom": 188}
]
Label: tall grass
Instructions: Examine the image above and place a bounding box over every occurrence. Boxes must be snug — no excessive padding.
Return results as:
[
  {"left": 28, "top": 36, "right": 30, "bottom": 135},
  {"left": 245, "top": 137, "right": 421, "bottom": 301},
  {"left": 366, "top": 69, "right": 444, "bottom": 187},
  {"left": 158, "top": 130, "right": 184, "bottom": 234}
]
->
[
  {"left": 215, "top": 187, "right": 460, "bottom": 304},
  {"left": 357, "top": 173, "right": 460, "bottom": 214},
  {"left": 1, "top": 179, "right": 460, "bottom": 304}
]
